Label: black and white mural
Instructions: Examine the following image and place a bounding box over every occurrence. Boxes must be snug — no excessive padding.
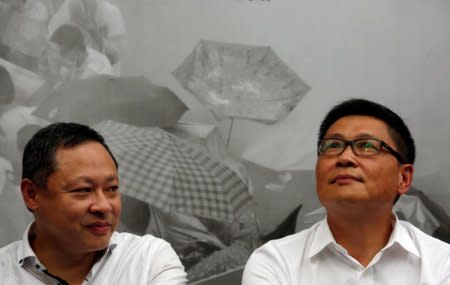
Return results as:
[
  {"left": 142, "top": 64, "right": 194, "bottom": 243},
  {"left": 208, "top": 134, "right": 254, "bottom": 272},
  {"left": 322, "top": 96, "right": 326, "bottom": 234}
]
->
[{"left": 1, "top": 0, "right": 449, "bottom": 283}]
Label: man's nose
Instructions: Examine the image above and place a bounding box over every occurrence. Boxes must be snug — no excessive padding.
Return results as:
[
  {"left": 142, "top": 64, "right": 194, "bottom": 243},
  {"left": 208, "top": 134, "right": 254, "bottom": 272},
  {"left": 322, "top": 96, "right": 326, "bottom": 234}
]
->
[
  {"left": 90, "top": 191, "right": 113, "bottom": 215},
  {"left": 336, "top": 144, "right": 358, "bottom": 167}
]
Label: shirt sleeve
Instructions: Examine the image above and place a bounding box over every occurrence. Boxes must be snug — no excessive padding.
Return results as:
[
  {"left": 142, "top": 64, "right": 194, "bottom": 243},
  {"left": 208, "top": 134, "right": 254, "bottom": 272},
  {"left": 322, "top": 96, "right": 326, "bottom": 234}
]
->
[
  {"left": 148, "top": 239, "right": 187, "bottom": 285},
  {"left": 242, "top": 242, "right": 287, "bottom": 285},
  {"left": 441, "top": 253, "right": 450, "bottom": 285}
]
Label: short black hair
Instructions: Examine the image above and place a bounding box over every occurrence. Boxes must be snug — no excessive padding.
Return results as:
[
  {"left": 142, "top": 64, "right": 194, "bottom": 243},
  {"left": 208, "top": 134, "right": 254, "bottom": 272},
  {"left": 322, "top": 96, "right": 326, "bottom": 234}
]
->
[
  {"left": 0, "top": 65, "right": 15, "bottom": 105},
  {"left": 22, "top": 122, "right": 118, "bottom": 188},
  {"left": 318, "top": 98, "right": 415, "bottom": 164}
]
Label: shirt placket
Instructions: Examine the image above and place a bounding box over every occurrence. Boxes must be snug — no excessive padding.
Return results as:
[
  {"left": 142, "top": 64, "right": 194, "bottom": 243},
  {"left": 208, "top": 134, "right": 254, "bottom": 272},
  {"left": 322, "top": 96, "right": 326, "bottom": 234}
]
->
[
  {"left": 358, "top": 266, "right": 374, "bottom": 285},
  {"left": 22, "top": 258, "right": 66, "bottom": 285},
  {"left": 82, "top": 247, "right": 114, "bottom": 284}
]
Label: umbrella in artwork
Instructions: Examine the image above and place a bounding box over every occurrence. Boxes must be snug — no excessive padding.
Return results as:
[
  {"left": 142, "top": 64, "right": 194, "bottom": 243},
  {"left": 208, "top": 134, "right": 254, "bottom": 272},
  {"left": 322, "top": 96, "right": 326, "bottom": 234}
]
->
[
  {"left": 166, "top": 121, "right": 251, "bottom": 191},
  {"left": 32, "top": 75, "right": 187, "bottom": 127},
  {"left": 173, "top": 39, "right": 310, "bottom": 123},
  {"left": 93, "top": 120, "right": 253, "bottom": 222}
]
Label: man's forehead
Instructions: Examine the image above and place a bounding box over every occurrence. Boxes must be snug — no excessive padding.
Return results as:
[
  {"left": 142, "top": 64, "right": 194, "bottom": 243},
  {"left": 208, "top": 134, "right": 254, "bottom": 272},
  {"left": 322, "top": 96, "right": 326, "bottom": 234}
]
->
[
  {"left": 51, "top": 143, "right": 118, "bottom": 181},
  {"left": 54, "top": 142, "right": 114, "bottom": 163},
  {"left": 325, "top": 115, "right": 391, "bottom": 138}
]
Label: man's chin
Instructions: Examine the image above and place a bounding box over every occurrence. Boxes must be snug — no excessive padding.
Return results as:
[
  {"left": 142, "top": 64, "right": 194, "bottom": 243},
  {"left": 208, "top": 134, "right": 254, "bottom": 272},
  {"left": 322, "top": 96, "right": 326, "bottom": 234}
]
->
[
  {"left": 82, "top": 233, "right": 113, "bottom": 252},
  {"left": 322, "top": 195, "right": 371, "bottom": 208},
  {"left": 84, "top": 240, "right": 111, "bottom": 253}
]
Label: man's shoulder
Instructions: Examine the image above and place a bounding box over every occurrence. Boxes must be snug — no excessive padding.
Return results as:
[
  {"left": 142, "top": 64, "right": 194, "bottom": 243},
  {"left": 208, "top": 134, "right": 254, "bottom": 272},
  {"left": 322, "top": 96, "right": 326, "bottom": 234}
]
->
[
  {"left": 243, "top": 222, "right": 321, "bottom": 284},
  {"left": 102, "top": 232, "right": 186, "bottom": 283},
  {"left": 0, "top": 242, "right": 24, "bottom": 284},
  {"left": 399, "top": 221, "right": 450, "bottom": 271},
  {"left": 110, "top": 231, "right": 171, "bottom": 255},
  {"left": 112, "top": 231, "right": 165, "bottom": 243},
  {"left": 104, "top": 232, "right": 174, "bottom": 272},
  {"left": 399, "top": 220, "right": 450, "bottom": 280},
  {"left": 399, "top": 220, "right": 450, "bottom": 249},
  {"left": 0, "top": 241, "right": 21, "bottom": 265},
  {"left": 255, "top": 220, "right": 320, "bottom": 258}
]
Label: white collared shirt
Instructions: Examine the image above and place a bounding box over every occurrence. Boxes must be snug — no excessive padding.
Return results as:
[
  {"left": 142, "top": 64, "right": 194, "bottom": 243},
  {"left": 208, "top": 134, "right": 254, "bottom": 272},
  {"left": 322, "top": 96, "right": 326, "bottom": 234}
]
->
[
  {"left": 0, "top": 224, "right": 187, "bottom": 285},
  {"left": 243, "top": 217, "right": 450, "bottom": 285}
]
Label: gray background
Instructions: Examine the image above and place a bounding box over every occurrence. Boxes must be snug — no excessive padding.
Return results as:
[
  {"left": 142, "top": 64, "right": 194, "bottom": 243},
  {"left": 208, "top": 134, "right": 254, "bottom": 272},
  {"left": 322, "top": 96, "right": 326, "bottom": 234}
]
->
[
  {"left": 114, "top": 0, "right": 450, "bottom": 223},
  {"left": 1, "top": 0, "right": 449, "bottom": 244}
]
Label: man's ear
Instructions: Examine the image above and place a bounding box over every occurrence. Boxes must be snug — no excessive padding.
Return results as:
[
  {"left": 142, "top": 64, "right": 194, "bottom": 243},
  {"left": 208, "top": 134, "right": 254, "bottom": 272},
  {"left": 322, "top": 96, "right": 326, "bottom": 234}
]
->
[
  {"left": 398, "top": 164, "right": 414, "bottom": 195},
  {"left": 21, "top": 178, "right": 39, "bottom": 212}
]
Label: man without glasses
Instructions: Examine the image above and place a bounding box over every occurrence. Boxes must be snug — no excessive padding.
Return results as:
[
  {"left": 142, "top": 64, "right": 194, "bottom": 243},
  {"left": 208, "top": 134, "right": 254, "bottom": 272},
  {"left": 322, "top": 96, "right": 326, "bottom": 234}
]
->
[
  {"left": 0, "top": 122, "right": 187, "bottom": 284},
  {"left": 243, "top": 98, "right": 450, "bottom": 285}
]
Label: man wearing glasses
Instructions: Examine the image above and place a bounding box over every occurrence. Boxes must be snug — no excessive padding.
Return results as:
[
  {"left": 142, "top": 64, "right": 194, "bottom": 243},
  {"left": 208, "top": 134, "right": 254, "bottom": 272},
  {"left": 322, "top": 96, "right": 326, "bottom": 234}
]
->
[{"left": 243, "top": 98, "right": 450, "bottom": 284}]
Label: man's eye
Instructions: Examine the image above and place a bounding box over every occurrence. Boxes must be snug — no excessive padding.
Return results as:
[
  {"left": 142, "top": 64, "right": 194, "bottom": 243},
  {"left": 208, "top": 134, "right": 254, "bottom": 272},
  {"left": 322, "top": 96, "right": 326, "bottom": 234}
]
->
[
  {"left": 323, "top": 141, "right": 343, "bottom": 150},
  {"left": 328, "top": 142, "right": 341, "bottom": 148},
  {"left": 72, "top": 188, "right": 91, "bottom": 193},
  {"left": 356, "top": 140, "right": 377, "bottom": 151},
  {"left": 107, "top": 186, "right": 119, "bottom": 192}
]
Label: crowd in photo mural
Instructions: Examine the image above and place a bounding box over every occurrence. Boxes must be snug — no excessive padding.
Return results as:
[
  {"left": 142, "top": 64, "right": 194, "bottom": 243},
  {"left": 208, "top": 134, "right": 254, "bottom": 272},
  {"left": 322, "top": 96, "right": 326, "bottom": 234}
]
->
[{"left": 0, "top": 1, "right": 449, "bottom": 284}]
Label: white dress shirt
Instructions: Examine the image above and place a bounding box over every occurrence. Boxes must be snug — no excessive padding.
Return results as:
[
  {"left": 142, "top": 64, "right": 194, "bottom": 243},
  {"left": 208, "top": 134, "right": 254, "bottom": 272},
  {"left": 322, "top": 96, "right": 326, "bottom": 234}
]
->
[
  {"left": 243, "top": 217, "right": 450, "bottom": 285},
  {"left": 0, "top": 224, "right": 187, "bottom": 284}
]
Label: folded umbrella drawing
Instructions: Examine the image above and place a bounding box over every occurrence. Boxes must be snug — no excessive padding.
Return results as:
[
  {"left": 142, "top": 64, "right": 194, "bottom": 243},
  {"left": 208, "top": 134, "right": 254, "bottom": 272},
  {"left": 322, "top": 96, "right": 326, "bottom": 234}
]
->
[
  {"left": 173, "top": 40, "right": 310, "bottom": 123},
  {"left": 32, "top": 75, "right": 187, "bottom": 127},
  {"left": 94, "top": 120, "right": 254, "bottom": 222}
]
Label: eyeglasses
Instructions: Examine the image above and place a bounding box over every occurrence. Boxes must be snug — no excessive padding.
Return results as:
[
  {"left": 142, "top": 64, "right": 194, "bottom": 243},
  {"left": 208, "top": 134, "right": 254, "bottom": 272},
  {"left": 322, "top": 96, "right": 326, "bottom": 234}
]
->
[{"left": 318, "top": 138, "right": 406, "bottom": 163}]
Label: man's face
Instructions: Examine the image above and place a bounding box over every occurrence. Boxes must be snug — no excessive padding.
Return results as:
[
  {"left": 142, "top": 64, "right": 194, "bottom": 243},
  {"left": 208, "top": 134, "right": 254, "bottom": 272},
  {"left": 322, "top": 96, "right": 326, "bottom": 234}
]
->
[
  {"left": 315, "top": 115, "right": 412, "bottom": 211},
  {"left": 33, "top": 141, "right": 121, "bottom": 254}
]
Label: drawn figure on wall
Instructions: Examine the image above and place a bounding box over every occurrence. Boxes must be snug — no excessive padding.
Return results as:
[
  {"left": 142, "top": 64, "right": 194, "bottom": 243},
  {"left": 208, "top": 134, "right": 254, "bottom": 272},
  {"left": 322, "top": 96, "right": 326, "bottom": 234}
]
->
[{"left": 48, "top": 0, "right": 127, "bottom": 74}]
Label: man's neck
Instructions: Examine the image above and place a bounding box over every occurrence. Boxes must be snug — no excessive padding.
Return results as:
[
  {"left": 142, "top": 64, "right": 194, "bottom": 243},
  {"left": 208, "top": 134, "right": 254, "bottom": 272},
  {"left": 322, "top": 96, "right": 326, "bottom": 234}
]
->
[
  {"left": 326, "top": 206, "right": 395, "bottom": 267},
  {"left": 29, "top": 225, "right": 103, "bottom": 285}
]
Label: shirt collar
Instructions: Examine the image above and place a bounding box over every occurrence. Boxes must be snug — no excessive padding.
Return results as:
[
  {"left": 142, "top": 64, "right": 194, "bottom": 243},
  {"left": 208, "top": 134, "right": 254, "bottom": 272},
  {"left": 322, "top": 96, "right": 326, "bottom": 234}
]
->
[
  {"left": 16, "top": 222, "right": 38, "bottom": 266},
  {"left": 309, "top": 218, "right": 336, "bottom": 258},
  {"left": 106, "top": 232, "right": 119, "bottom": 254},
  {"left": 308, "top": 213, "right": 420, "bottom": 259},
  {"left": 382, "top": 214, "right": 420, "bottom": 258}
]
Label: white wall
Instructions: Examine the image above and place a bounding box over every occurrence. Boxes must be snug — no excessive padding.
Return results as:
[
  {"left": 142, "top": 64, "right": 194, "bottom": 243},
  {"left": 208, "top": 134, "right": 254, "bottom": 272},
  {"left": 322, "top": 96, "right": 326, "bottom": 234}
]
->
[{"left": 116, "top": 0, "right": 450, "bottom": 211}]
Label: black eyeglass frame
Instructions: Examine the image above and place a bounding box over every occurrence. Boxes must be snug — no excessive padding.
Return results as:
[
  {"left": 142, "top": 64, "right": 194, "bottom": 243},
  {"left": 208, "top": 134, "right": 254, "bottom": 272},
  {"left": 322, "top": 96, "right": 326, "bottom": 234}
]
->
[{"left": 317, "top": 138, "right": 406, "bottom": 164}]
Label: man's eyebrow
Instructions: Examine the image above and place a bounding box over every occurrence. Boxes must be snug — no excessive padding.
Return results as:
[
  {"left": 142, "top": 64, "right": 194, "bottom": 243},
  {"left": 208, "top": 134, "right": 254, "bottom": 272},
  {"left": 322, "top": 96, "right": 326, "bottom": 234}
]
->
[
  {"left": 62, "top": 175, "right": 118, "bottom": 191},
  {"left": 62, "top": 177, "right": 93, "bottom": 191},
  {"left": 105, "top": 175, "right": 119, "bottom": 183},
  {"left": 324, "top": 132, "right": 377, "bottom": 140},
  {"left": 352, "top": 133, "right": 378, "bottom": 139},
  {"left": 323, "top": 133, "right": 345, "bottom": 139}
]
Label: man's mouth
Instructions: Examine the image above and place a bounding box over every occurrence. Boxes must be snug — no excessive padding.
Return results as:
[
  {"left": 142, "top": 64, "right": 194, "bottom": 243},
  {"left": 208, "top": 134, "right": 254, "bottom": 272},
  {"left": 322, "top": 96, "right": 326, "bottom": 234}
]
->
[
  {"left": 329, "top": 174, "right": 363, "bottom": 184},
  {"left": 85, "top": 222, "right": 112, "bottom": 235}
]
